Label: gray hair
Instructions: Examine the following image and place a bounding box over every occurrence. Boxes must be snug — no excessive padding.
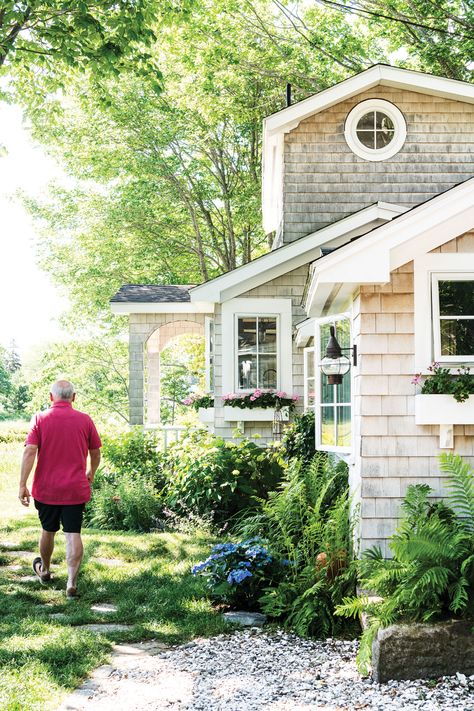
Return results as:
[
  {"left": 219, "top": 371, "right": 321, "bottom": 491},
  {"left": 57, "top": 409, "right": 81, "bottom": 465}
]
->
[{"left": 50, "top": 380, "right": 75, "bottom": 401}]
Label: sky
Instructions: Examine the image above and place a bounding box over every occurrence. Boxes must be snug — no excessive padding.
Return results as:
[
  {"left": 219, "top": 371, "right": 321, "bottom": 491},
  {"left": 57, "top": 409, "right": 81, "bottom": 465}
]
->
[{"left": 0, "top": 103, "right": 67, "bottom": 355}]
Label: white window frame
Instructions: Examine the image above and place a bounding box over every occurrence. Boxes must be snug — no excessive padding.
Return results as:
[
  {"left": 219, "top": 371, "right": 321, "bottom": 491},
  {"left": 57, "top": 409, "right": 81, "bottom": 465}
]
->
[
  {"left": 204, "top": 316, "right": 215, "bottom": 393},
  {"left": 344, "top": 99, "right": 407, "bottom": 162},
  {"left": 235, "top": 313, "right": 279, "bottom": 392},
  {"left": 414, "top": 254, "right": 474, "bottom": 371},
  {"left": 315, "top": 312, "right": 353, "bottom": 455},
  {"left": 221, "top": 298, "right": 293, "bottom": 396},
  {"left": 432, "top": 273, "right": 474, "bottom": 363},
  {"left": 303, "top": 346, "right": 316, "bottom": 411}
]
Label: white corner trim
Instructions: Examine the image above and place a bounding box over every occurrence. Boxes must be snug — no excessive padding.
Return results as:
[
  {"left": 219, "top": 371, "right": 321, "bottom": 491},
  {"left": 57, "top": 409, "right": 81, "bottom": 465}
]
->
[
  {"left": 192, "top": 202, "right": 405, "bottom": 304},
  {"left": 344, "top": 98, "right": 406, "bottom": 162},
  {"left": 110, "top": 301, "right": 215, "bottom": 314},
  {"left": 414, "top": 253, "right": 474, "bottom": 371},
  {"left": 221, "top": 298, "right": 293, "bottom": 396}
]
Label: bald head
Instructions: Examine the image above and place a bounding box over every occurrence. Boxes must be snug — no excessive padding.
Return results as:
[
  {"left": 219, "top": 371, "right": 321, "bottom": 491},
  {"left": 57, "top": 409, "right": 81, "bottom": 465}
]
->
[{"left": 50, "top": 380, "right": 75, "bottom": 402}]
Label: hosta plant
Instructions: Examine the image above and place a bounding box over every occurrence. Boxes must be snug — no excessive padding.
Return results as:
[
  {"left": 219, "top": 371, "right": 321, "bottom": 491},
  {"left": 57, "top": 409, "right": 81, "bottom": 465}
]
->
[{"left": 336, "top": 453, "right": 474, "bottom": 675}]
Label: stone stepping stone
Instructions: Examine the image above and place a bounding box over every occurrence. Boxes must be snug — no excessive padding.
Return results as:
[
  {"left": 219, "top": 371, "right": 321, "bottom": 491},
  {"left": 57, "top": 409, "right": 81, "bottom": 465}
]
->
[
  {"left": 222, "top": 611, "right": 267, "bottom": 627},
  {"left": 91, "top": 603, "right": 117, "bottom": 614},
  {"left": 5, "top": 564, "right": 22, "bottom": 571},
  {"left": 0, "top": 541, "right": 20, "bottom": 550},
  {"left": 77, "top": 624, "right": 132, "bottom": 633},
  {"left": 20, "top": 575, "right": 38, "bottom": 583},
  {"left": 93, "top": 557, "right": 122, "bottom": 567},
  {"left": 50, "top": 613, "right": 68, "bottom": 621}
]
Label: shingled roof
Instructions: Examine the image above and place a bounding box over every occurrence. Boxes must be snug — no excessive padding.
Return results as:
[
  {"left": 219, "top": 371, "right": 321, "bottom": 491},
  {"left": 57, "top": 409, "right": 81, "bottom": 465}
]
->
[{"left": 110, "top": 284, "right": 193, "bottom": 303}]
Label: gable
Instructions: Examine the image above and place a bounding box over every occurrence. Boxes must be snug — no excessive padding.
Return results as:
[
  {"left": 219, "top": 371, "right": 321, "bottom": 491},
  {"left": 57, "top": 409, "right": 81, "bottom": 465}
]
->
[{"left": 263, "top": 65, "right": 474, "bottom": 241}]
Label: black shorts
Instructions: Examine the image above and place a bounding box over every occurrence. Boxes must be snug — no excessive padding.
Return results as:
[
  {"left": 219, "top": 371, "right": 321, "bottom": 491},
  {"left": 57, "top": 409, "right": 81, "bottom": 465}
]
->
[{"left": 34, "top": 500, "right": 85, "bottom": 533}]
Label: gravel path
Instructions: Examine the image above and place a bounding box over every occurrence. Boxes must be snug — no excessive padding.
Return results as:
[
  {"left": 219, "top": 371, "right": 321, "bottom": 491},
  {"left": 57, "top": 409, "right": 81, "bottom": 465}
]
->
[{"left": 60, "top": 629, "right": 474, "bottom": 710}]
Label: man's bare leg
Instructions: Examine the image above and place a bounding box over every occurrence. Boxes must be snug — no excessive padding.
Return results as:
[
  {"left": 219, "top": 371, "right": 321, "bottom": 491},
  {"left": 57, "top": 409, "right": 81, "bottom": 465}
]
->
[
  {"left": 65, "top": 532, "right": 83, "bottom": 592},
  {"left": 39, "top": 530, "right": 55, "bottom": 574}
]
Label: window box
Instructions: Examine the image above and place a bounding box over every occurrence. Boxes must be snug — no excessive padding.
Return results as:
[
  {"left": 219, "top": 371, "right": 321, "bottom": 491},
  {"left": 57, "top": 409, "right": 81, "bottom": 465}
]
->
[
  {"left": 198, "top": 407, "right": 215, "bottom": 423},
  {"left": 415, "top": 394, "right": 474, "bottom": 425},
  {"left": 223, "top": 406, "right": 289, "bottom": 422}
]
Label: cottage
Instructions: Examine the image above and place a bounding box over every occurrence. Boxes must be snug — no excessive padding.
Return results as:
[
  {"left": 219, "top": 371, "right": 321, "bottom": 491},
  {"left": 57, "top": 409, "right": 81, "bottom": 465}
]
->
[{"left": 111, "top": 65, "right": 474, "bottom": 554}]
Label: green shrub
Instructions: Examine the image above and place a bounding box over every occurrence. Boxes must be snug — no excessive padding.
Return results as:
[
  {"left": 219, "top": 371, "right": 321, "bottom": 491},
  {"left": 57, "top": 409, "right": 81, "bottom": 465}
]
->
[
  {"left": 192, "top": 539, "right": 286, "bottom": 609},
  {"left": 84, "top": 467, "right": 162, "bottom": 532},
  {"left": 102, "top": 428, "right": 165, "bottom": 486},
  {"left": 163, "top": 431, "right": 284, "bottom": 525},
  {"left": 281, "top": 411, "right": 316, "bottom": 464},
  {"left": 336, "top": 452, "right": 474, "bottom": 674},
  {"left": 237, "top": 452, "right": 357, "bottom": 637}
]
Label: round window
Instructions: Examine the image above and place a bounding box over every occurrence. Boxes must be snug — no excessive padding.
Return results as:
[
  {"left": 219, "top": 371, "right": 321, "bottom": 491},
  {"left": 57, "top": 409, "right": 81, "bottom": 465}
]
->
[{"left": 344, "top": 99, "right": 406, "bottom": 161}]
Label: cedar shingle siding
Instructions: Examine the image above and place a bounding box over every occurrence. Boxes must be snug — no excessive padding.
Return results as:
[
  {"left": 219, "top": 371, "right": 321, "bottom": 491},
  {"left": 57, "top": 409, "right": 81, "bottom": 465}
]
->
[{"left": 282, "top": 87, "right": 474, "bottom": 244}]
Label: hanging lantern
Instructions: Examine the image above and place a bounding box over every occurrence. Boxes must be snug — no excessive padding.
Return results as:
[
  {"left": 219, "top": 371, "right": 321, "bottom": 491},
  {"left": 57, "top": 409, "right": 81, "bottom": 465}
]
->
[
  {"left": 272, "top": 406, "right": 284, "bottom": 438},
  {"left": 319, "top": 326, "right": 357, "bottom": 385}
]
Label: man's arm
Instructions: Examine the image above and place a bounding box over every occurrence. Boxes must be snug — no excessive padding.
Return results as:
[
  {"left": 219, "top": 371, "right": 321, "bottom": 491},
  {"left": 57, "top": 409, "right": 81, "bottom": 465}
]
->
[
  {"left": 19, "top": 445, "right": 38, "bottom": 506},
  {"left": 87, "top": 449, "right": 101, "bottom": 484}
]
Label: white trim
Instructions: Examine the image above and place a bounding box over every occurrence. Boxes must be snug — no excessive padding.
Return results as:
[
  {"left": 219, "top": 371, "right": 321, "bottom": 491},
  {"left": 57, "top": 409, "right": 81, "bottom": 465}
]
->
[
  {"left": 414, "top": 254, "right": 474, "bottom": 369},
  {"left": 221, "top": 298, "right": 293, "bottom": 396},
  {"left": 192, "top": 202, "right": 406, "bottom": 304},
  {"left": 204, "top": 316, "right": 215, "bottom": 392},
  {"left": 223, "top": 406, "right": 289, "bottom": 422},
  {"left": 344, "top": 99, "right": 406, "bottom": 162},
  {"left": 111, "top": 301, "right": 215, "bottom": 314},
  {"left": 314, "top": 313, "right": 353, "bottom": 455},
  {"left": 295, "top": 318, "right": 315, "bottom": 347},
  {"left": 431, "top": 273, "right": 474, "bottom": 363},
  {"left": 303, "top": 346, "right": 316, "bottom": 411},
  {"left": 306, "top": 178, "right": 474, "bottom": 317},
  {"left": 263, "top": 65, "right": 474, "bottom": 233}
]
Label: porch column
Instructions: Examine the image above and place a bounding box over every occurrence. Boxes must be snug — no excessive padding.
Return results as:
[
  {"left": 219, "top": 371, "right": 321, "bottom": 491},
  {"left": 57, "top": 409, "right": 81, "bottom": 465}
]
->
[
  {"left": 129, "top": 329, "right": 145, "bottom": 426},
  {"left": 147, "top": 351, "right": 161, "bottom": 424}
]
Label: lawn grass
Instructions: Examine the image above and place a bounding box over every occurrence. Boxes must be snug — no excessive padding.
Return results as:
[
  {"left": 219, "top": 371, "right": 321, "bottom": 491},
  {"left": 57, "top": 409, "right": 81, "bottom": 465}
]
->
[{"left": 0, "top": 441, "right": 229, "bottom": 710}]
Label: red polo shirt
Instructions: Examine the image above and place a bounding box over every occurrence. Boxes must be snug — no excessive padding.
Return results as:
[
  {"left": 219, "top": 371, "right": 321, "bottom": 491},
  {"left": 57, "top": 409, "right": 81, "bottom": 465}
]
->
[{"left": 25, "top": 401, "right": 102, "bottom": 505}]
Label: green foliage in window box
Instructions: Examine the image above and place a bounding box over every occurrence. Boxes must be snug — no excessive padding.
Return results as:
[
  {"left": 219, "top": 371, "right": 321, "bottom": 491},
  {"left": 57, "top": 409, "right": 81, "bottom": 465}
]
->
[
  {"left": 413, "top": 363, "right": 474, "bottom": 403},
  {"left": 182, "top": 393, "right": 214, "bottom": 410},
  {"left": 236, "top": 452, "right": 358, "bottom": 638},
  {"left": 336, "top": 453, "right": 474, "bottom": 675},
  {"left": 222, "top": 389, "right": 299, "bottom": 410}
]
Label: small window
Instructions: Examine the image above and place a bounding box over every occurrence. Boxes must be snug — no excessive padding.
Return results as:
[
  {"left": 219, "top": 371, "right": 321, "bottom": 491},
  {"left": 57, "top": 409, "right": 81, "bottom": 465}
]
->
[
  {"left": 236, "top": 315, "right": 278, "bottom": 390},
  {"left": 432, "top": 275, "right": 474, "bottom": 361},
  {"left": 304, "top": 347, "right": 316, "bottom": 410},
  {"left": 316, "top": 318, "right": 351, "bottom": 452},
  {"left": 344, "top": 99, "right": 406, "bottom": 162}
]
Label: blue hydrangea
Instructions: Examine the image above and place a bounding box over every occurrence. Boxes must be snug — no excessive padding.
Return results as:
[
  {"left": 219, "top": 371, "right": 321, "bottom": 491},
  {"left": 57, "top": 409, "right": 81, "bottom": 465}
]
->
[{"left": 227, "top": 568, "right": 253, "bottom": 585}]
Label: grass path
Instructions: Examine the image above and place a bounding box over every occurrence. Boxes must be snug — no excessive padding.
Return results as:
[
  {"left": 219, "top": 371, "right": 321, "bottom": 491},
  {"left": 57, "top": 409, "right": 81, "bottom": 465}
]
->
[{"left": 0, "top": 441, "right": 228, "bottom": 710}]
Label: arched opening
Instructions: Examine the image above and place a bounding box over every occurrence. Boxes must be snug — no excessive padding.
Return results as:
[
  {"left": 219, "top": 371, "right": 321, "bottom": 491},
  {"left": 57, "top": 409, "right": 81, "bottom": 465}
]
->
[{"left": 145, "top": 320, "right": 204, "bottom": 426}]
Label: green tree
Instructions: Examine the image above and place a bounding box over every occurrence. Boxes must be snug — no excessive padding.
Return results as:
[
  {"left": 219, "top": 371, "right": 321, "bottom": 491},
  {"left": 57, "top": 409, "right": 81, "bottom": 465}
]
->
[
  {"left": 0, "top": 0, "right": 163, "bottom": 102},
  {"left": 24, "top": 0, "right": 379, "bottom": 325},
  {"left": 27, "top": 338, "right": 129, "bottom": 425},
  {"left": 315, "top": 0, "right": 474, "bottom": 80}
]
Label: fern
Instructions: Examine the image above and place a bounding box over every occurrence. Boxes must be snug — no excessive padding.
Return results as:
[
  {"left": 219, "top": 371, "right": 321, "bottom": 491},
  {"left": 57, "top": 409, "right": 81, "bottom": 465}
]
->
[{"left": 440, "top": 452, "right": 474, "bottom": 530}]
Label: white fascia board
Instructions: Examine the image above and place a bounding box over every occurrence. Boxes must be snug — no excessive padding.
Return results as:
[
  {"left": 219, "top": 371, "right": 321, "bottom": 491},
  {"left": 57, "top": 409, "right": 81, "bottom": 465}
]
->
[
  {"left": 191, "top": 202, "right": 404, "bottom": 304},
  {"left": 306, "top": 178, "right": 474, "bottom": 315},
  {"left": 265, "top": 65, "right": 474, "bottom": 138},
  {"left": 294, "top": 318, "right": 315, "bottom": 347},
  {"left": 110, "top": 301, "right": 215, "bottom": 315}
]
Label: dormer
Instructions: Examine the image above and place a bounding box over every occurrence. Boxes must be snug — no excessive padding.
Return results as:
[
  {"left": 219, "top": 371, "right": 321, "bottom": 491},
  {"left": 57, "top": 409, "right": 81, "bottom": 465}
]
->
[{"left": 263, "top": 65, "right": 474, "bottom": 247}]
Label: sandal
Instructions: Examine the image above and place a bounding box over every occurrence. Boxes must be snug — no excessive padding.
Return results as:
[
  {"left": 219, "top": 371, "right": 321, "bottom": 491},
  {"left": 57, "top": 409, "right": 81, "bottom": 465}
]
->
[{"left": 32, "top": 557, "right": 51, "bottom": 584}]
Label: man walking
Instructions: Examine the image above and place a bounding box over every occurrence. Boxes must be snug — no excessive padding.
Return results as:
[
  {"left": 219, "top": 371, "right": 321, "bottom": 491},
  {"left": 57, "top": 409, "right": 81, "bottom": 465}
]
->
[{"left": 19, "top": 380, "right": 101, "bottom": 598}]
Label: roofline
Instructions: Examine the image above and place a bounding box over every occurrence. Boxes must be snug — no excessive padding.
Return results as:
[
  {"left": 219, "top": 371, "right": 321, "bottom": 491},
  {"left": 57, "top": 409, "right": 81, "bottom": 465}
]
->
[
  {"left": 264, "top": 64, "right": 474, "bottom": 137},
  {"left": 305, "top": 176, "right": 474, "bottom": 315},
  {"left": 110, "top": 302, "right": 215, "bottom": 315},
  {"left": 190, "top": 202, "right": 406, "bottom": 303},
  {"left": 262, "top": 64, "right": 474, "bottom": 234}
]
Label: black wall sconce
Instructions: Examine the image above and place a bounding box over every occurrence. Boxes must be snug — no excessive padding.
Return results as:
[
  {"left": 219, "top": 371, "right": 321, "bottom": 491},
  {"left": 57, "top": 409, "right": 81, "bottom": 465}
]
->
[{"left": 320, "top": 326, "right": 357, "bottom": 385}]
